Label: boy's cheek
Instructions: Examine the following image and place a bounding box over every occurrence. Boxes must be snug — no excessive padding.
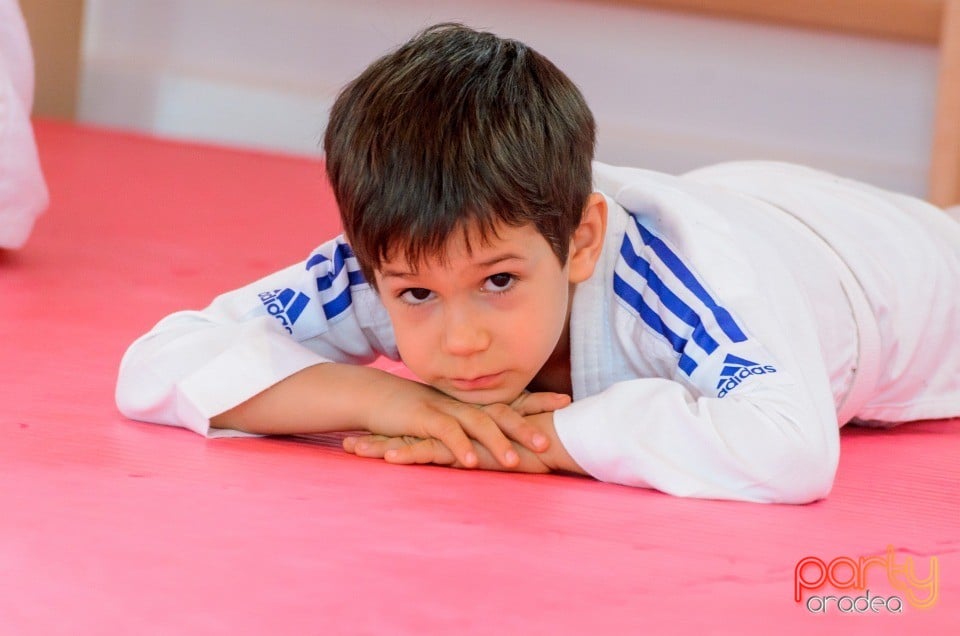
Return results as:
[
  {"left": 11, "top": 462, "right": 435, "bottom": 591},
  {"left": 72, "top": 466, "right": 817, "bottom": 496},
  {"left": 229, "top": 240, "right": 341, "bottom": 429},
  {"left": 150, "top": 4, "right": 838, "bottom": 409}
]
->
[{"left": 389, "top": 320, "right": 427, "bottom": 354}]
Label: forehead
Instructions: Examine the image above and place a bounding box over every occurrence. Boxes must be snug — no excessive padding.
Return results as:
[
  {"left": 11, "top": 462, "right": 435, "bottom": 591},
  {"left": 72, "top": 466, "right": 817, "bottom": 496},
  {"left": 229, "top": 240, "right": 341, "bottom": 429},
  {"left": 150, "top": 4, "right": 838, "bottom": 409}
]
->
[{"left": 381, "top": 220, "right": 546, "bottom": 273}]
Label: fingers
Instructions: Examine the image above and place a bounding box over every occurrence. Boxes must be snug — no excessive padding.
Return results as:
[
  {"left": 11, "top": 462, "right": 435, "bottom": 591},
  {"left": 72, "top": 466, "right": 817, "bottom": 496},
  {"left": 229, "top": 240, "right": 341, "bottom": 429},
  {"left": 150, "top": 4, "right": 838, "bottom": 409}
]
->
[
  {"left": 480, "top": 402, "right": 550, "bottom": 454},
  {"left": 348, "top": 388, "right": 567, "bottom": 470},
  {"left": 426, "top": 416, "right": 483, "bottom": 468},
  {"left": 449, "top": 405, "right": 522, "bottom": 468},
  {"left": 344, "top": 434, "right": 460, "bottom": 466},
  {"left": 342, "top": 435, "right": 358, "bottom": 453},
  {"left": 343, "top": 434, "right": 401, "bottom": 458},
  {"left": 510, "top": 391, "right": 571, "bottom": 416},
  {"left": 384, "top": 437, "right": 458, "bottom": 466},
  {"left": 353, "top": 407, "right": 501, "bottom": 469},
  {"left": 421, "top": 400, "right": 553, "bottom": 466}
]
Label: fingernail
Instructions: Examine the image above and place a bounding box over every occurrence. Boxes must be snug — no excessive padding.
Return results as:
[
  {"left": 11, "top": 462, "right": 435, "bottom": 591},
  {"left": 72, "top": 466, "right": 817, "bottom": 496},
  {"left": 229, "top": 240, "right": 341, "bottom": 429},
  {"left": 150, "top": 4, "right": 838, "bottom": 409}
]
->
[
  {"left": 533, "top": 434, "right": 547, "bottom": 449},
  {"left": 505, "top": 450, "right": 519, "bottom": 465},
  {"left": 465, "top": 451, "right": 477, "bottom": 466},
  {"left": 385, "top": 449, "right": 398, "bottom": 460},
  {"left": 356, "top": 442, "right": 368, "bottom": 451}
]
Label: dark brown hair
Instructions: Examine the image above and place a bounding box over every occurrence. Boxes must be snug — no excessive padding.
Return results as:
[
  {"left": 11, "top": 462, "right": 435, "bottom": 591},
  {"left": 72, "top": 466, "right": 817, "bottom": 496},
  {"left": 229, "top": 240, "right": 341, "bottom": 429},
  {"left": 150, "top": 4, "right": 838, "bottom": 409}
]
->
[{"left": 323, "top": 23, "right": 596, "bottom": 281}]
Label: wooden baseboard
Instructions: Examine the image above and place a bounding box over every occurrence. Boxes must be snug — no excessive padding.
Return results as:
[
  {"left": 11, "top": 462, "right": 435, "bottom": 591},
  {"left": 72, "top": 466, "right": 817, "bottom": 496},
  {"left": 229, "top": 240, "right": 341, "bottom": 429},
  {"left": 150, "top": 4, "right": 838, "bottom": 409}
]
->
[
  {"left": 19, "top": 0, "right": 86, "bottom": 120},
  {"left": 613, "top": 0, "right": 959, "bottom": 205}
]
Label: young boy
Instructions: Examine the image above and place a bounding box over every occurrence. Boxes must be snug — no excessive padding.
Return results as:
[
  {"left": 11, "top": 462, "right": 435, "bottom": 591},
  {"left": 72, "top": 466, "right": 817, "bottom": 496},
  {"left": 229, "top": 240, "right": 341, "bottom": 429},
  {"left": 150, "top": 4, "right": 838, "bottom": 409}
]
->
[{"left": 116, "top": 23, "right": 960, "bottom": 504}]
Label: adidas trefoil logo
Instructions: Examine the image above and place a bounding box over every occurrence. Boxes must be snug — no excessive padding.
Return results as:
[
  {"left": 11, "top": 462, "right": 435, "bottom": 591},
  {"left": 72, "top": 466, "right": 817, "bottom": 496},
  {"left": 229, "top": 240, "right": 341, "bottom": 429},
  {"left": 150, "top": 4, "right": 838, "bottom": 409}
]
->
[
  {"left": 716, "top": 354, "right": 777, "bottom": 398},
  {"left": 258, "top": 288, "right": 310, "bottom": 334}
]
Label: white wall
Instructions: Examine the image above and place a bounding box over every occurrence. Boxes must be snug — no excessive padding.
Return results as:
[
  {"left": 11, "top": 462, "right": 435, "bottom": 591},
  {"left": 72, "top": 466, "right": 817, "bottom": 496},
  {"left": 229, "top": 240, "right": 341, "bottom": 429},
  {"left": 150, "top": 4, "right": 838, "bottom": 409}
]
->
[{"left": 78, "top": 0, "right": 939, "bottom": 196}]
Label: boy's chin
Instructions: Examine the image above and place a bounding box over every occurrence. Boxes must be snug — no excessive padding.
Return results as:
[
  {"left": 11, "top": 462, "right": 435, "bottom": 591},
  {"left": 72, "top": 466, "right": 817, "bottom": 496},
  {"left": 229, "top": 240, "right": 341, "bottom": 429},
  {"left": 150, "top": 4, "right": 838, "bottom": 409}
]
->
[{"left": 436, "top": 385, "right": 525, "bottom": 407}]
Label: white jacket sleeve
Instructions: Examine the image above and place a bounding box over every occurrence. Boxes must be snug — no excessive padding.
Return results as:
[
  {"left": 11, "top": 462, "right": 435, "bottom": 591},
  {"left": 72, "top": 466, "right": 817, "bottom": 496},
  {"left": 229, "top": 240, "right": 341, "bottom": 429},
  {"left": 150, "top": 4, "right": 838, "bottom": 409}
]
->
[
  {"left": 554, "top": 165, "right": 841, "bottom": 504},
  {"left": 554, "top": 374, "right": 837, "bottom": 504},
  {"left": 116, "top": 236, "right": 397, "bottom": 437},
  {"left": 0, "top": 0, "right": 48, "bottom": 248}
]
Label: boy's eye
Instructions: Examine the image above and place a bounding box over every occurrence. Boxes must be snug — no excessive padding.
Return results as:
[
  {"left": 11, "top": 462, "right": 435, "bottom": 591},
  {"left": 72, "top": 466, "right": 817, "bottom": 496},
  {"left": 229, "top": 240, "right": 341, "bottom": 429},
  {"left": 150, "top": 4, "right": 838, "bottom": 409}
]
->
[
  {"left": 399, "top": 287, "right": 435, "bottom": 305},
  {"left": 482, "top": 273, "right": 516, "bottom": 293}
]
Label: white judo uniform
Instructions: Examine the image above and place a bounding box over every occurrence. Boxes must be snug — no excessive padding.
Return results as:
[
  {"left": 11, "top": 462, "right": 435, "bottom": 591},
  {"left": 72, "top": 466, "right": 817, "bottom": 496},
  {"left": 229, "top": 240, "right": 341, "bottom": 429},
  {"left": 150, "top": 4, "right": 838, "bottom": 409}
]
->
[{"left": 116, "top": 161, "right": 960, "bottom": 503}]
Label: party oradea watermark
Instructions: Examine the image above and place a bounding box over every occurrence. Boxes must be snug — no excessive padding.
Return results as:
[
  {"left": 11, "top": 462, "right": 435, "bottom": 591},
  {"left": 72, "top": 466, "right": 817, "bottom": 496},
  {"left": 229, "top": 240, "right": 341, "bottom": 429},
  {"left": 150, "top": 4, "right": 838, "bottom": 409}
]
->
[{"left": 794, "top": 545, "right": 938, "bottom": 614}]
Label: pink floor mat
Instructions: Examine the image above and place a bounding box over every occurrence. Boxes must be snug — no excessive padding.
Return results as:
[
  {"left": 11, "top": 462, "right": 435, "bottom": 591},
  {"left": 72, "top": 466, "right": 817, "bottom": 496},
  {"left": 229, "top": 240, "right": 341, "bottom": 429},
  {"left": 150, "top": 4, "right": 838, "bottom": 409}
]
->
[{"left": 2, "top": 121, "right": 958, "bottom": 633}]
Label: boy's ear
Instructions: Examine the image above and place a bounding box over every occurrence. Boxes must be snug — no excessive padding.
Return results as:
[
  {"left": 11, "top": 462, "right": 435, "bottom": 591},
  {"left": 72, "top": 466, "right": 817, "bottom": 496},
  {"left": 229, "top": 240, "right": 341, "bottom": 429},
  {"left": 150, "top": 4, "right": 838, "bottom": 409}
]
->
[{"left": 567, "top": 193, "right": 607, "bottom": 284}]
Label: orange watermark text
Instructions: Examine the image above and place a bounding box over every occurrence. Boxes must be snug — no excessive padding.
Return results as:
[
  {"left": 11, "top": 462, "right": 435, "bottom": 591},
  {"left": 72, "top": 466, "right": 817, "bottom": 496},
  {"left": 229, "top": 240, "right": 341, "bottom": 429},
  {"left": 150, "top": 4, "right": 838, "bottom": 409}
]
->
[{"left": 794, "top": 546, "right": 938, "bottom": 614}]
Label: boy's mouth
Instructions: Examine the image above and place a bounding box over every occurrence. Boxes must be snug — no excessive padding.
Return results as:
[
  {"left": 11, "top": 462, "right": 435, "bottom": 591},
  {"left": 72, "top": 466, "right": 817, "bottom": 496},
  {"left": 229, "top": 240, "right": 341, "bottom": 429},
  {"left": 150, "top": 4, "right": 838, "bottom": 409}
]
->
[{"left": 448, "top": 372, "right": 504, "bottom": 391}]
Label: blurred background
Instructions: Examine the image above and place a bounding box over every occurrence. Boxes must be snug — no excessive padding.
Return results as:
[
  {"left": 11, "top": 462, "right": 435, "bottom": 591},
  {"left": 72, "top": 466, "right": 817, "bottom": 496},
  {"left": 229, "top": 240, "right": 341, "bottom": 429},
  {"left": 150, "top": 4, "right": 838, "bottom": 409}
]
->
[{"left": 20, "top": 0, "right": 942, "bottom": 197}]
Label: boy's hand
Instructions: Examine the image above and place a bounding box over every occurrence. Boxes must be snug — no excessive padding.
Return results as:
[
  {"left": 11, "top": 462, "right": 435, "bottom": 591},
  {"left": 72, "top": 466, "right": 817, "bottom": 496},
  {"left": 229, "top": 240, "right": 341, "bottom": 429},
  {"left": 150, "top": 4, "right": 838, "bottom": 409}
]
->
[
  {"left": 358, "top": 372, "right": 569, "bottom": 469},
  {"left": 344, "top": 431, "right": 552, "bottom": 473},
  {"left": 345, "top": 405, "right": 586, "bottom": 475}
]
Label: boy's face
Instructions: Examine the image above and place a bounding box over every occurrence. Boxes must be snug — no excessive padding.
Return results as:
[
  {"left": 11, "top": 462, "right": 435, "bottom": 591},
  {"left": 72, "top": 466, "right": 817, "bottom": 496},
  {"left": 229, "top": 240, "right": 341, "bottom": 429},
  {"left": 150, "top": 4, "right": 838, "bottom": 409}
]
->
[{"left": 374, "top": 196, "right": 606, "bottom": 405}]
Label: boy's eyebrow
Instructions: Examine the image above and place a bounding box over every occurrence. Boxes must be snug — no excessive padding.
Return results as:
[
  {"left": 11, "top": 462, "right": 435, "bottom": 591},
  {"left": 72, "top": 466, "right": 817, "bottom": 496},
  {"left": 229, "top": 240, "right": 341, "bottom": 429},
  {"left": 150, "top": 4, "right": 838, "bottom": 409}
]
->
[
  {"left": 379, "top": 253, "right": 526, "bottom": 279},
  {"left": 378, "top": 268, "right": 416, "bottom": 280},
  {"left": 474, "top": 253, "right": 526, "bottom": 269}
]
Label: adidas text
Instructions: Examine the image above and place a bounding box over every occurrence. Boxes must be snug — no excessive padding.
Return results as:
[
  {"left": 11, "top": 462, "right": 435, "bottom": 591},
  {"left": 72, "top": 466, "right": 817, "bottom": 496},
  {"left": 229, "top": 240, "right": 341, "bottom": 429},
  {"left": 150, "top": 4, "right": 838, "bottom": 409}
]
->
[{"left": 717, "top": 365, "right": 777, "bottom": 398}]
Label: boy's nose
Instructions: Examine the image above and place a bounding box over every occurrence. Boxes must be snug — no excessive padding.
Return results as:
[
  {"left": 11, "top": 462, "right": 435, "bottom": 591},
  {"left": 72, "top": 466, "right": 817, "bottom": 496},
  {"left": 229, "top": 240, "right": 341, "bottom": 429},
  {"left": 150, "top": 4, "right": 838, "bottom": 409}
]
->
[{"left": 441, "top": 310, "right": 491, "bottom": 356}]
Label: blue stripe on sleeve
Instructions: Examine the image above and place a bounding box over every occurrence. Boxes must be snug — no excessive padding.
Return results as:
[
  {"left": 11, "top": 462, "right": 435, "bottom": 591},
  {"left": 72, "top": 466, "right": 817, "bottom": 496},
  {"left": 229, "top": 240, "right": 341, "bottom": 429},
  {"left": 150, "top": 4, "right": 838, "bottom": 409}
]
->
[
  {"left": 305, "top": 253, "right": 325, "bottom": 270},
  {"left": 613, "top": 272, "right": 698, "bottom": 375},
  {"left": 308, "top": 243, "right": 366, "bottom": 292},
  {"left": 305, "top": 242, "right": 356, "bottom": 272},
  {"left": 619, "top": 235, "right": 719, "bottom": 355},
  {"left": 635, "top": 221, "right": 747, "bottom": 343},
  {"left": 315, "top": 244, "right": 346, "bottom": 292},
  {"left": 302, "top": 241, "right": 365, "bottom": 321},
  {"left": 322, "top": 286, "right": 352, "bottom": 321},
  {"left": 678, "top": 353, "right": 698, "bottom": 376}
]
